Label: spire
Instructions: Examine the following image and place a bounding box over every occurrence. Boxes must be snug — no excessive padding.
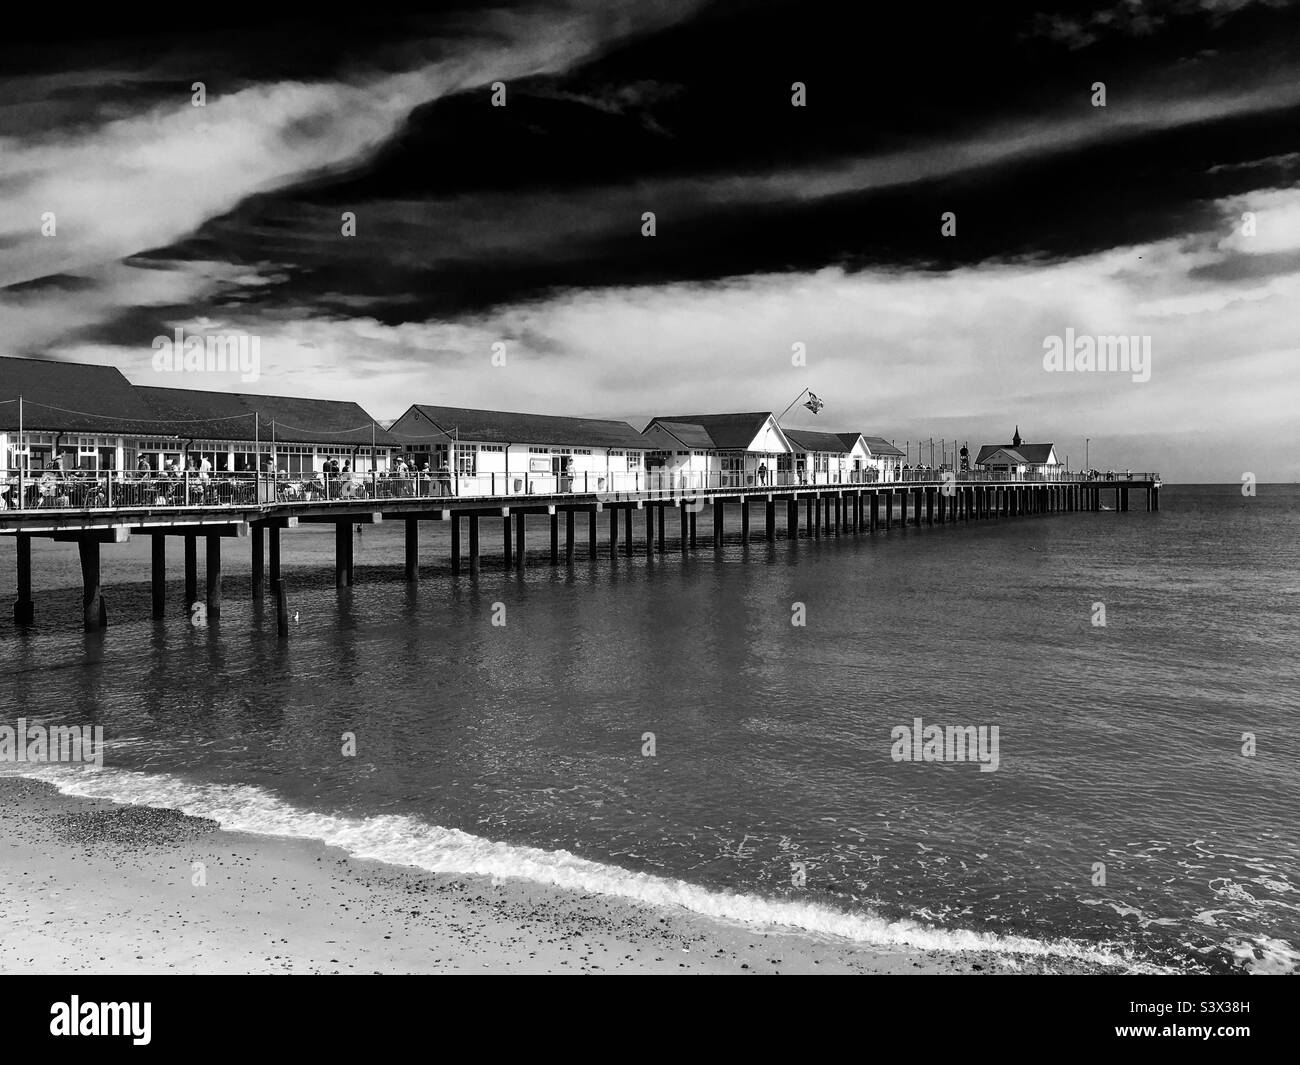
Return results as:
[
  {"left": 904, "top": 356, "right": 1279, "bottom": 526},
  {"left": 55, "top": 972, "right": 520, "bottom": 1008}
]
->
[{"left": 1012, "top": 425, "right": 1021, "bottom": 448}]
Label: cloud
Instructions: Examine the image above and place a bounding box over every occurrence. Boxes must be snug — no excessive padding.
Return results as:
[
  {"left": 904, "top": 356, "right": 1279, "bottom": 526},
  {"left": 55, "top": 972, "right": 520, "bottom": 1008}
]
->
[
  {"left": 51, "top": 183, "right": 1295, "bottom": 482},
  {"left": 0, "top": 1, "right": 706, "bottom": 290}
]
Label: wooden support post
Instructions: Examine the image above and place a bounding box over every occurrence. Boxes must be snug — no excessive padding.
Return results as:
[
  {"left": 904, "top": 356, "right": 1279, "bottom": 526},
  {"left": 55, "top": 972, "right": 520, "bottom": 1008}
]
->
[
  {"left": 870, "top": 491, "right": 879, "bottom": 531},
  {"left": 149, "top": 538, "right": 166, "bottom": 621},
  {"left": 405, "top": 518, "right": 419, "bottom": 581},
  {"left": 206, "top": 534, "right": 222, "bottom": 618},
  {"left": 14, "top": 533, "right": 34, "bottom": 625},
  {"left": 276, "top": 579, "right": 288, "bottom": 637},
  {"left": 884, "top": 489, "right": 892, "bottom": 529},
  {"left": 624, "top": 507, "right": 634, "bottom": 556},
  {"left": 184, "top": 533, "right": 198, "bottom": 607},
  {"left": 788, "top": 497, "right": 798, "bottom": 538},
  {"left": 470, "top": 514, "right": 480, "bottom": 575},
  {"left": 813, "top": 494, "right": 822, "bottom": 538},
  {"left": 935, "top": 489, "right": 943, "bottom": 524},
  {"left": 610, "top": 507, "right": 619, "bottom": 558},
  {"left": 765, "top": 498, "right": 776, "bottom": 541},
  {"left": 504, "top": 513, "right": 513, "bottom": 563},
  {"left": 452, "top": 514, "right": 462, "bottom": 574},
  {"left": 713, "top": 499, "right": 724, "bottom": 548},
  {"left": 657, "top": 504, "right": 666, "bottom": 552},
  {"left": 79, "top": 537, "right": 106, "bottom": 631},
  {"left": 1152, "top": 485, "right": 1160, "bottom": 511},
  {"left": 566, "top": 509, "right": 575, "bottom": 565},
  {"left": 916, "top": 488, "right": 924, "bottom": 526},
  {"left": 550, "top": 511, "right": 559, "bottom": 565},
  {"left": 645, "top": 505, "right": 654, "bottom": 558},
  {"left": 335, "top": 522, "right": 353, "bottom": 587},
  {"left": 689, "top": 508, "right": 697, "bottom": 548},
  {"left": 515, "top": 512, "right": 526, "bottom": 568},
  {"left": 251, "top": 524, "right": 264, "bottom": 601},
  {"left": 269, "top": 526, "right": 281, "bottom": 585},
  {"left": 679, "top": 502, "right": 688, "bottom": 553},
  {"left": 741, "top": 497, "right": 751, "bottom": 541},
  {"left": 589, "top": 510, "right": 598, "bottom": 557}
]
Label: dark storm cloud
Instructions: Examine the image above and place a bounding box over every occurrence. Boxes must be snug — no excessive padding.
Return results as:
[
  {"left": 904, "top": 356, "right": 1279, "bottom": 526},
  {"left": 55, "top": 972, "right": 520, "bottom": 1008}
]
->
[{"left": 103, "top": 0, "right": 1300, "bottom": 326}]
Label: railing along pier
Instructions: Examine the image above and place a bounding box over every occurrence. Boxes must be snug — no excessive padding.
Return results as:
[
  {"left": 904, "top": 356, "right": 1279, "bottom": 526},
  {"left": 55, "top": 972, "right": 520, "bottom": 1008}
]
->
[{"left": 1, "top": 471, "right": 1160, "bottom": 633}]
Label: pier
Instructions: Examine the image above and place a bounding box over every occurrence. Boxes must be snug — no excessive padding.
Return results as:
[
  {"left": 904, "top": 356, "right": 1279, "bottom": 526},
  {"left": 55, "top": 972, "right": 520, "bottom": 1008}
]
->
[{"left": 2, "top": 474, "right": 1160, "bottom": 632}]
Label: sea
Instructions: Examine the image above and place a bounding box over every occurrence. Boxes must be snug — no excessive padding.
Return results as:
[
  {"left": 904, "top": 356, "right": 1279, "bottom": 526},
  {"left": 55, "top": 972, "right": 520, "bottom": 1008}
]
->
[{"left": 2, "top": 483, "right": 1297, "bottom": 974}]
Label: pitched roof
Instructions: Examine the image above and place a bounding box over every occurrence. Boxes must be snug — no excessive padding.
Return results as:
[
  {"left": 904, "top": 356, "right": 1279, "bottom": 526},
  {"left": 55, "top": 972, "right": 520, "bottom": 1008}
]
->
[
  {"left": 861, "top": 435, "right": 905, "bottom": 458},
  {"left": 646, "top": 413, "right": 778, "bottom": 450},
  {"left": 137, "top": 386, "right": 397, "bottom": 446},
  {"left": 648, "top": 421, "right": 717, "bottom": 450},
  {"left": 977, "top": 447, "right": 1028, "bottom": 465},
  {"left": 403, "top": 404, "right": 645, "bottom": 449},
  {"left": 835, "top": 432, "right": 865, "bottom": 451},
  {"left": 0, "top": 355, "right": 160, "bottom": 433},
  {"left": 975, "top": 442, "right": 1057, "bottom": 465},
  {"left": 785, "top": 428, "right": 850, "bottom": 453}
]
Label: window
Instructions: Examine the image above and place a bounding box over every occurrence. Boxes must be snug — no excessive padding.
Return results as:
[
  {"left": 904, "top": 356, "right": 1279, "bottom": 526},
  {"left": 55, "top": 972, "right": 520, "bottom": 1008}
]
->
[
  {"left": 454, "top": 443, "right": 476, "bottom": 476},
  {"left": 529, "top": 446, "right": 549, "bottom": 454},
  {"left": 480, "top": 444, "right": 504, "bottom": 453},
  {"left": 626, "top": 452, "right": 641, "bottom": 469}
]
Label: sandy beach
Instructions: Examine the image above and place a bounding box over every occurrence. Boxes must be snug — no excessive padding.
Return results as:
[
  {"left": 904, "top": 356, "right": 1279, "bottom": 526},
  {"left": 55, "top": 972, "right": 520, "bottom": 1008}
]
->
[{"left": 0, "top": 776, "right": 1106, "bottom": 975}]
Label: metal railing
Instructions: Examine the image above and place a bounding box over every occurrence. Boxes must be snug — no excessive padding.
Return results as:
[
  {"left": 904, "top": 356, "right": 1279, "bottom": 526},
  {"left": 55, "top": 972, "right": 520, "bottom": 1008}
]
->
[{"left": 0, "top": 466, "right": 1160, "bottom": 514}]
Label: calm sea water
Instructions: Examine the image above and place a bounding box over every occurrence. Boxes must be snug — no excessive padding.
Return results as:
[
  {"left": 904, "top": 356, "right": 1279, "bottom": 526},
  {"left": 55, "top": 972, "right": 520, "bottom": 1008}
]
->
[{"left": 2, "top": 484, "right": 1297, "bottom": 972}]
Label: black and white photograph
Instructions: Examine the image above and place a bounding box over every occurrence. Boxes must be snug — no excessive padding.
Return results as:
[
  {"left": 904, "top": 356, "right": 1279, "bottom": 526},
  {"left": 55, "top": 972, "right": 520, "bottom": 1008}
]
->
[{"left": 0, "top": 0, "right": 1296, "bottom": 1034}]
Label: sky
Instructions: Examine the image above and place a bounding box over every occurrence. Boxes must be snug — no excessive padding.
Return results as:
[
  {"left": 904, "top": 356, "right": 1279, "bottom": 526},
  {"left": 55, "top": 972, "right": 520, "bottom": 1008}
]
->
[{"left": 1, "top": 0, "right": 1298, "bottom": 480}]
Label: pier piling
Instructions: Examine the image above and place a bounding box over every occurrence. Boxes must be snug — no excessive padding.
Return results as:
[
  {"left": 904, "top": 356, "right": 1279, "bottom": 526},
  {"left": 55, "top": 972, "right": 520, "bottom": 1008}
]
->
[
  {"left": 275, "top": 580, "right": 288, "bottom": 637},
  {"left": 184, "top": 533, "right": 198, "bottom": 607},
  {"left": 206, "top": 535, "right": 222, "bottom": 618},
  {"left": 269, "top": 526, "right": 281, "bottom": 586},
  {"left": 335, "top": 522, "right": 353, "bottom": 587},
  {"left": 405, "top": 518, "right": 419, "bottom": 581},
  {"left": 78, "top": 537, "right": 105, "bottom": 631},
  {"left": 150, "top": 534, "right": 165, "bottom": 617},
  {"left": 251, "top": 525, "right": 264, "bottom": 601},
  {"left": 14, "top": 533, "right": 34, "bottom": 625}
]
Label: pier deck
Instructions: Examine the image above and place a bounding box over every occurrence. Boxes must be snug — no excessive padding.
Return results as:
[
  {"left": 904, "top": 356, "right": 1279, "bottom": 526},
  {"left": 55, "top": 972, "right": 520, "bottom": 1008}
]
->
[{"left": 1, "top": 475, "right": 1160, "bottom": 632}]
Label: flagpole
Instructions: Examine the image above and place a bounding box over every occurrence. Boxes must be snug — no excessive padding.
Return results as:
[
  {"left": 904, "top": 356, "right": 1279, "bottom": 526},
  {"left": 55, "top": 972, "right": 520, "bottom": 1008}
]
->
[{"left": 776, "top": 388, "right": 816, "bottom": 423}]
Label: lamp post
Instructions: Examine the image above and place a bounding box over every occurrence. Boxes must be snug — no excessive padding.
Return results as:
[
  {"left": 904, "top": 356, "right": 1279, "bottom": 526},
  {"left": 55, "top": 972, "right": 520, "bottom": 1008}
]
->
[{"left": 1085, "top": 438, "right": 1090, "bottom": 474}]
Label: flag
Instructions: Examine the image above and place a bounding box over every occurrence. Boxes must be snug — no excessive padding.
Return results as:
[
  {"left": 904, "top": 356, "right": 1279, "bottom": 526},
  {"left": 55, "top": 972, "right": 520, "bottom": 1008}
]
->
[{"left": 803, "top": 392, "right": 824, "bottom": 414}]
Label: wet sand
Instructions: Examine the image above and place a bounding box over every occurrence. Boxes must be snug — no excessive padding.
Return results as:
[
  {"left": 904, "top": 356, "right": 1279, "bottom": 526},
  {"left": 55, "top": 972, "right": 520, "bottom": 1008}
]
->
[{"left": 0, "top": 776, "right": 1100, "bottom": 974}]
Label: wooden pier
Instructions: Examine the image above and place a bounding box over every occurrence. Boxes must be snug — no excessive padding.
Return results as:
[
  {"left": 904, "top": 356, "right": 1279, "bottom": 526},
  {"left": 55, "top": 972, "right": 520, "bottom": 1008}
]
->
[{"left": 1, "top": 477, "right": 1159, "bottom": 632}]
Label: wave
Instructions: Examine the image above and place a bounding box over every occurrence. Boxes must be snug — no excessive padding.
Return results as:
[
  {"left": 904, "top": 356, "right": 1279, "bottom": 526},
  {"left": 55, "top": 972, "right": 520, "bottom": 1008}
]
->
[{"left": 3, "top": 763, "right": 1173, "bottom": 972}]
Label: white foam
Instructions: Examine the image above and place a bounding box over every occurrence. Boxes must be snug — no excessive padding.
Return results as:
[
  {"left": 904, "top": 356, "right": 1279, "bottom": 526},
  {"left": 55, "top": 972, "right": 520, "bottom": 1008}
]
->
[{"left": 4, "top": 763, "right": 1171, "bottom": 971}]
